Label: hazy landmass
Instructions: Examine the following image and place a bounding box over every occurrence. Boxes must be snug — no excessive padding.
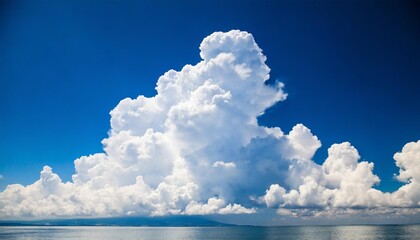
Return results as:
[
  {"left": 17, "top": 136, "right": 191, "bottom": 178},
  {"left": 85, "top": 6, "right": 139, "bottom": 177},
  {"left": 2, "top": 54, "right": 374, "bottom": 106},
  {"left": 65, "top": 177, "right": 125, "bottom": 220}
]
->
[{"left": 0, "top": 216, "right": 235, "bottom": 227}]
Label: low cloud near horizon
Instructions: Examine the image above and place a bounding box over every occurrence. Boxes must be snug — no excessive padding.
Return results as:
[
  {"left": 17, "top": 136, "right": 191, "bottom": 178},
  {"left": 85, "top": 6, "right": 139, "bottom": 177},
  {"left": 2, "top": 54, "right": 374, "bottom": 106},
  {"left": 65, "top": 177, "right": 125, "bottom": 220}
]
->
[{"left": 1, "top": 30, "right": 419, "bottom": 220}]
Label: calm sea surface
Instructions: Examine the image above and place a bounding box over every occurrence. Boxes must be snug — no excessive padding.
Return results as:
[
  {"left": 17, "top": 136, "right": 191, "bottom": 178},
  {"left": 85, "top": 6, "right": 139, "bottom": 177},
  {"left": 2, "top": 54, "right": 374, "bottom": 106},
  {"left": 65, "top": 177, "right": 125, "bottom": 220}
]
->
[{"left": 0, "top": 225, "right": 419, "bottom": 240}]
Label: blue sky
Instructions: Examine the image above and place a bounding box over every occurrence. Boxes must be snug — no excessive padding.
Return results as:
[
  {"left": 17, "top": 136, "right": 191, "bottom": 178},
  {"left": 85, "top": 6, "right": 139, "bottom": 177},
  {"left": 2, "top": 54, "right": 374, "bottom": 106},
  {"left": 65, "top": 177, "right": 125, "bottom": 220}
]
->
[{"left": 1, "top": 0, "right": 419, "bottom": 223}]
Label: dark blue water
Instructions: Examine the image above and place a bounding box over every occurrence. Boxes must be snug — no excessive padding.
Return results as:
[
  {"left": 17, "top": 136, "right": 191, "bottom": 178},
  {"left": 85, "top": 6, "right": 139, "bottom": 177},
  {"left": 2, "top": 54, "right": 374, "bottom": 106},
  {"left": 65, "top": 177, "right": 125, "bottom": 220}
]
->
[{"left": 0, "top": 225, "right": 419, "bottom": 240}]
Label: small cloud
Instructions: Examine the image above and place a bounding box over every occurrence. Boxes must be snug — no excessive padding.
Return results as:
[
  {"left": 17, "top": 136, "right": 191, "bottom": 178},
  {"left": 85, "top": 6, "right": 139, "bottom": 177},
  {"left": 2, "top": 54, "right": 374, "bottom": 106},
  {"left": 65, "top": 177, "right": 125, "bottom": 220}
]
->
[
  {"left": 185, "top": 197, "right": 255, "bottom": 215},
  {"left": 213, "top": 161, "right": 236, "bottom": 168}
]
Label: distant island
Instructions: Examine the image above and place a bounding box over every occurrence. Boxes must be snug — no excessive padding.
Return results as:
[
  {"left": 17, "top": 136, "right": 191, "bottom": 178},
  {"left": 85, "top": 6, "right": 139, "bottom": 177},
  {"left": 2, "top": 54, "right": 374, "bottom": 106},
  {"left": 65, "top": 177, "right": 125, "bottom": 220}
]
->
[{"left": 0, "top": 216, "right": 235, "bottom": 227}]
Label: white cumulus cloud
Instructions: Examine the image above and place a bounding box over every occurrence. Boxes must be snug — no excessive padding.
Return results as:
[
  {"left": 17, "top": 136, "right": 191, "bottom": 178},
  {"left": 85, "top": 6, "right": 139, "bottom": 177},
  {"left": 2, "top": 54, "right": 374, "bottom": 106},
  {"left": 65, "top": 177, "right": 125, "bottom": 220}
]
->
[
  {"left": 213, "top": 161, "right": 236, "bottom": 168},
  {"left": 0, "top": 30, "right": 418, "bottom": 220},
  {"left": 261, "top": 140, "right": 420, "bottom": 216}
]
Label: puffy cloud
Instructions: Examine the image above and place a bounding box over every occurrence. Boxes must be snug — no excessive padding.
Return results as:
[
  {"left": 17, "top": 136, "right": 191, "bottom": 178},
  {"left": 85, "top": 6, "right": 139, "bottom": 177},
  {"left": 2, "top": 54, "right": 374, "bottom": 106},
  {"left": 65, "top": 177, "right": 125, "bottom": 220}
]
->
[
  {"left": 262, "top": 184, "right": 286, "bottom": 208},
  {"left": 0, "top": 30, "right": 418, "bottom": 220},
  {"left": 390, "top": 140, "right": 420, "bottom": 207},
  {"left": 260, "top": 141, "right": 420, "bottom": 216},
  {"left": 1, "top": 30, "right": 281, "bottom": 219},
  {"left": 185, "top": 197, "right": 255, "bottom": 215},
  {"left": 213, "top": 161, "right": 236, "bottom": 168},
  {"left": 394, "top": 140, "right": 420, "bottom": 184},
  {"left": 282, "top": 124, "right": 321, "bottom": 161},
  {"left": 0, "top": 166, "right": 74, "bottom": 218}
]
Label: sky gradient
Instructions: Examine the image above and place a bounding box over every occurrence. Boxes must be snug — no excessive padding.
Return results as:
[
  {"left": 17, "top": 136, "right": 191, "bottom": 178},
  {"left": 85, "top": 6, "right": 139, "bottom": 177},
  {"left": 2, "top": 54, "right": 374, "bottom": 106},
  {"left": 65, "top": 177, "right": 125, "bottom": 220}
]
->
[{"left": 1, "top": 0, "right": 419, "bottom": 224}]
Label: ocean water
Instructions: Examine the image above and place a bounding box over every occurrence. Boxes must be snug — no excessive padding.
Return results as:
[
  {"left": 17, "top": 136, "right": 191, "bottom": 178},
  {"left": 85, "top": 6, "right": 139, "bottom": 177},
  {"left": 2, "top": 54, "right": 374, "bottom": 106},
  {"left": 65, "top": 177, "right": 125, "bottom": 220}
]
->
[{"left": 0, "top": 225, "right": 419, "bottom": 240}]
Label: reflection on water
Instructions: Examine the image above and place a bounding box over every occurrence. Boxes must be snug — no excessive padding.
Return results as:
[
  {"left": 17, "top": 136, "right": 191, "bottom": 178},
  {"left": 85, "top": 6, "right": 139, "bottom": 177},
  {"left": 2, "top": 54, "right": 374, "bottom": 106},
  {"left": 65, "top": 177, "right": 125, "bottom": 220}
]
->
[
  {"left": 293, "top": 225, "right": 420, "bottom": 240},
  {"left": 0, "top": 225, "right": 419, "bottom": 240}
]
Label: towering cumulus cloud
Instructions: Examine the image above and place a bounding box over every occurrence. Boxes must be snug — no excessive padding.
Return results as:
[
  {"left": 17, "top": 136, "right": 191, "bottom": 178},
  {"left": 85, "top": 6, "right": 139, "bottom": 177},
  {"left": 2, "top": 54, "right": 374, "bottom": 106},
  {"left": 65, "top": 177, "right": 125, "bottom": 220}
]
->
[{"left": 0, "top": 30, "right": 419, "bottom": 219}]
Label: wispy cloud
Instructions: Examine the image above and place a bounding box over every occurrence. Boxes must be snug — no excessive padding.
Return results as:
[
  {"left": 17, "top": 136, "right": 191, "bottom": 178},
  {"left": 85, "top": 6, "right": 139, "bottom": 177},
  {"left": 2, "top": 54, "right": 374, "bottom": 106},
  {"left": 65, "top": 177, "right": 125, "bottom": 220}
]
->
[{"left": 0, "top": 30, "right": 418, "bottom": 220}]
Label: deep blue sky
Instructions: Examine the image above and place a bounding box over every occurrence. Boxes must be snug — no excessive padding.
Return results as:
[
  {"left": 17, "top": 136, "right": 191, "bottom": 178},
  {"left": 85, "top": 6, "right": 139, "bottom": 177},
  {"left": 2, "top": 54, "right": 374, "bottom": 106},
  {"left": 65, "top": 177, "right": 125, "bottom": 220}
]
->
[{"left": 1, "top": 0, "right": 419, "bottom": 192}]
